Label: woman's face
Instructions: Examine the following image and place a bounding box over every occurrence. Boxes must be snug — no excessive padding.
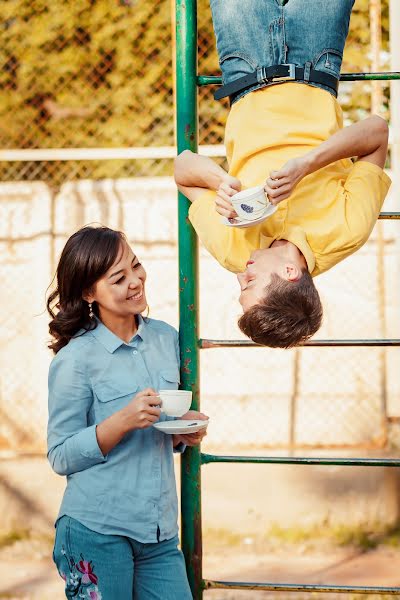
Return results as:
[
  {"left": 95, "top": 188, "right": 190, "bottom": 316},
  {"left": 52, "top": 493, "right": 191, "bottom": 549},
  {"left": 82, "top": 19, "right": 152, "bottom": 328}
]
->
[{"left": 87, "top": 242, "right": 147, "bottom": 320}]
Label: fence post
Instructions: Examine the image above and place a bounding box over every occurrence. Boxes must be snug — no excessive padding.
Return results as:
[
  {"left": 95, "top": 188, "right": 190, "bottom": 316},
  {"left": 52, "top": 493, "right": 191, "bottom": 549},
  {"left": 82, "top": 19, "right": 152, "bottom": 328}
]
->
[{"left": 175, "top": 0, "right": 203, "bottom": 597}]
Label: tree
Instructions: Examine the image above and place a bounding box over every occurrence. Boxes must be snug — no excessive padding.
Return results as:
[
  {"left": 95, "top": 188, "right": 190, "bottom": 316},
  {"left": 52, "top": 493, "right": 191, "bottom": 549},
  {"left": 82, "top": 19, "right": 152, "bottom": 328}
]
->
[{"left": 0, "top": 0, "right": 390, "bottom": 182}]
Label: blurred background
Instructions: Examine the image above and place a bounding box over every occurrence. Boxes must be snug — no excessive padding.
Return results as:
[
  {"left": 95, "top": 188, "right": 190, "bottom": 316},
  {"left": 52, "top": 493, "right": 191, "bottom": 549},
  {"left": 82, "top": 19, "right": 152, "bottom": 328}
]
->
[{"left": 0, "top": 0, "right": 400, "bottom": 598}]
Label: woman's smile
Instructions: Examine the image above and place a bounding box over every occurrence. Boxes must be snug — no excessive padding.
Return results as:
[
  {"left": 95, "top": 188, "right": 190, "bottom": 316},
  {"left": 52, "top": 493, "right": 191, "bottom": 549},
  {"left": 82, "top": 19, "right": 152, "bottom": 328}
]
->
[{"left": 127, "top": 290, "right": 144, "bottom": 302}]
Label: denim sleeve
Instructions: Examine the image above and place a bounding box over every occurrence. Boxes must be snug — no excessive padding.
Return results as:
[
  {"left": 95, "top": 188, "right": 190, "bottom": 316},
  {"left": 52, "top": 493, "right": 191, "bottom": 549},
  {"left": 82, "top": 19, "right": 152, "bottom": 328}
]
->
[{"left": 47, "top": 354, "right": 107, "bottom": 476}]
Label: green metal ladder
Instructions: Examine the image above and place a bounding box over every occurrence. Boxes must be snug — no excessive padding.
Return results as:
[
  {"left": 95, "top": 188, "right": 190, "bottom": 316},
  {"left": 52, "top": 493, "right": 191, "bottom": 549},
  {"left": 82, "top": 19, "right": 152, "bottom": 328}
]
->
[{"left": 175, "top": 1, "right": 400, "bottom": 596}]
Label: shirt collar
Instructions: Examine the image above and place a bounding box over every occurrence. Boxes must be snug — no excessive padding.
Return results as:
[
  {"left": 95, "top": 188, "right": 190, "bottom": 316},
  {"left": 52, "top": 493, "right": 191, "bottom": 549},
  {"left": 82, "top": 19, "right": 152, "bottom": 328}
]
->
[
  {"left": 90, "top": 315, "right": 148, "bottom": 353},
  {"left": 135, "top": 314, "right": 148, "bottom": 342},
  {"left": 260, "top": 227, "right": 316, "bottom": 274}
]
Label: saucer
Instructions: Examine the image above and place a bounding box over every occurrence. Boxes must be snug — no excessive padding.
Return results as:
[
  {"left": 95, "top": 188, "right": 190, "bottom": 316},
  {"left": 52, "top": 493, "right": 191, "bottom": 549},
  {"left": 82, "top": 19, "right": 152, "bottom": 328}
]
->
[
  {"left": 153, "top": 420, "right": 209, "bottom": 435},
  {"left": 221, "top": 204, "right": 277, "bottom": 228}
]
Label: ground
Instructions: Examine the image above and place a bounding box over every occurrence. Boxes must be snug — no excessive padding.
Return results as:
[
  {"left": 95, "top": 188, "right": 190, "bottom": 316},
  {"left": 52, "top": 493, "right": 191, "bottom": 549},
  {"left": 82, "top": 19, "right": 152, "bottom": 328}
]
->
[
  {"left": 0, "top": 534, "right": 399, "bottom": 600},
  {"left": 1, "top": 458, "right": 400, "bottom": 599}
]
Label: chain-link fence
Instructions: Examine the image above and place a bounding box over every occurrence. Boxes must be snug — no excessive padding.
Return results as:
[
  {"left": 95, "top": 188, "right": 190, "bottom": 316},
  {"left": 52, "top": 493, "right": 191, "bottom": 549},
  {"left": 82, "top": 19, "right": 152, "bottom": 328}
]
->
[
  {"left": 0, "top": 0, "right": 398, "bottom": 455},
  {"left": 0, "top": 0, "right": 391, "bottom": 184},
  {"left": 1, "top": 178, "right": 399, "bottom": 455},
  {"left": 1, "top": 0, "right": 226, "bottom": 184}
]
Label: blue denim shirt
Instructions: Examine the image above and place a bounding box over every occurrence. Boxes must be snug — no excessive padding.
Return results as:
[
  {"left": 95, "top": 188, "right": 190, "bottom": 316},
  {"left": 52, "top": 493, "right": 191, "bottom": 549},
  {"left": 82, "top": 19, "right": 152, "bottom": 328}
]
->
[
  {"left": 210, "top": 0, "right": 355, "bottom": 101},
  {"left": 47, "top": 316, "right": 182, "bottom": 543}
]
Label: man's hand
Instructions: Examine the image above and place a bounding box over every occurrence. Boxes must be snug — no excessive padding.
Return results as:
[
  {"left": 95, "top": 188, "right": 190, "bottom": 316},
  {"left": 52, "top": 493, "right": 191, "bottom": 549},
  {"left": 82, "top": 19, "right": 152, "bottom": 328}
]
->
[
  {"left": 174, "top": 150, "right": 237, "bottom": 204},
  {"left": 264, "top": 117, "right": 388, "bottom": 207},
  {"left": 264, "top": 157, "right": 311, "bottom": 205},
  {"left": 173, "top": 410, "right": 209, "bottom": 448},
  {"left": 215, "top": 175, "right": 241, "bottom": 218}
]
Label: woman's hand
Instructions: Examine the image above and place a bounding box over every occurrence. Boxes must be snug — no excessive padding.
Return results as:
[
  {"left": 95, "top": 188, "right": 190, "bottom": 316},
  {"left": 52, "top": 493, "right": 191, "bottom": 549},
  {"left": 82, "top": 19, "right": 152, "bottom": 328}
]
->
[
  {"left": 264, "top": 156, "right": 311, "bottom": 205},
  {"left": 95, "top": 388, "right": 161, "bottom": 455},
  {"left": 120, "top": 388, "right": 161, "bottom": 431},
  {"left": 215, "top": 175, "right": 241, "bottom": 219},
  {"left": 173, "top": 410, "right": 209, "bottom": 448}
]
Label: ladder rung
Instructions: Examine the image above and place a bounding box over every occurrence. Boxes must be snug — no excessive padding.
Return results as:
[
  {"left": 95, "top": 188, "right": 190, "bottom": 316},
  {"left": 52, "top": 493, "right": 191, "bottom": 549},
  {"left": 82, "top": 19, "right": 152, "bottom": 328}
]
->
[
  {"left": 201, "top": 454, "right": 400, "bottom": 467},
  {"left": 380, "top": 212, "right": 400, "bottom": 219},
  {"left": 198, "top": 72, "right": 400, "bottom": 86},
  {"left": 204, "top": 580, "right": 400, "bottom": 594},
  {"left": 200, "top": 339, "right": 400, "bottom": 349}
]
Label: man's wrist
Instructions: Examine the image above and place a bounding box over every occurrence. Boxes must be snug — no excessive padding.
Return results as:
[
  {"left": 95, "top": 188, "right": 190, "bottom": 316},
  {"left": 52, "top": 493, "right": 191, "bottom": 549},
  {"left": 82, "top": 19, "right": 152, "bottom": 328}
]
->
[
  {"left": 302, "top": 150, "right": 319, "bottom": 176},
  {"left": 209, "top": 168, "right": 230, "bottom": 191}
]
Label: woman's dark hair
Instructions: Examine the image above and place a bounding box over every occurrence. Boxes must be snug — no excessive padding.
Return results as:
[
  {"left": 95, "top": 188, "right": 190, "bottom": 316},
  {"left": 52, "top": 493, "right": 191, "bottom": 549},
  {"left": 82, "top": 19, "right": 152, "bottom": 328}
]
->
[{"left": 47, "top": 225, "right": 126, "bottom": 354}]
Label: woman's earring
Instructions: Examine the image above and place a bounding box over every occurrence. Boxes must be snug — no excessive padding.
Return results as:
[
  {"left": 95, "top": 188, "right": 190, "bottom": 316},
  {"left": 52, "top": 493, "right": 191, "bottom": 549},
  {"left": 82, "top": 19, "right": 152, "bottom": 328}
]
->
[{"left": 88, "top": 302, "right": 94, "bottom": 319}]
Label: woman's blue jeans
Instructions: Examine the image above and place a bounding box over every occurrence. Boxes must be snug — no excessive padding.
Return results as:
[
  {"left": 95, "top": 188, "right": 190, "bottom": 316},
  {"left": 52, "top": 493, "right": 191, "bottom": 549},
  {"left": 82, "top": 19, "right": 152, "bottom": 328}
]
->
[
  {"left": 210, "top": 0, "right": 355, "bottom": 101},
  {"left": 53, "top": 516, "right": 193, "bottom": 600}
]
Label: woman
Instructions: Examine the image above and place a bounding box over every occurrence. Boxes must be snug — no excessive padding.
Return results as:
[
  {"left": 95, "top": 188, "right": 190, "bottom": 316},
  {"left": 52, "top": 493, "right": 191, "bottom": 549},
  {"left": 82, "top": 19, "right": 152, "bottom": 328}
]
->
[{"left": 47, "top": 225, "right": 206, "bottom": 599}]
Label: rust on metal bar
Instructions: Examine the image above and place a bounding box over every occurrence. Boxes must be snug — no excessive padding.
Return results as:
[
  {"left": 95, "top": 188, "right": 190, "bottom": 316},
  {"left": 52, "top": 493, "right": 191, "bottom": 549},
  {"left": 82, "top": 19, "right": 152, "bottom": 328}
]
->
[
  {"left": 204, "top": 579, "right": 400, "bottom": 594},
  {"left": 201, "top": 454, "right": 400, "bottom": 467},
  {"left": 200, "top": 339, "right": 400, "bottom": 349}
]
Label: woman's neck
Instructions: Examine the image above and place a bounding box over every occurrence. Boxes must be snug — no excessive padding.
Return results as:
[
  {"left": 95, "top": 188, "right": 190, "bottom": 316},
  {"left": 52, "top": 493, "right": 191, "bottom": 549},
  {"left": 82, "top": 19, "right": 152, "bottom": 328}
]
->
[{"left": 98, "top": 312, "right": 138, "bottom": 343}]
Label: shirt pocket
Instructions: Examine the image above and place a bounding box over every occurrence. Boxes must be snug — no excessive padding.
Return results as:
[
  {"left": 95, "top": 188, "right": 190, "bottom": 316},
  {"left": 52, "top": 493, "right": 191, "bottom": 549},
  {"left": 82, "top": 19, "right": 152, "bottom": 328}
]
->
[
  {"left": 93, "top": 381, "right": 139, "bottom": 418},
  {"left": 312, "top": 49, "right": 343, "bottom": 79},
  {"left": 159, "top": 368, "right": 180, "bottom": 391},
  {"left": 219, "top": 53, "right": 257, "bottom": 85}
]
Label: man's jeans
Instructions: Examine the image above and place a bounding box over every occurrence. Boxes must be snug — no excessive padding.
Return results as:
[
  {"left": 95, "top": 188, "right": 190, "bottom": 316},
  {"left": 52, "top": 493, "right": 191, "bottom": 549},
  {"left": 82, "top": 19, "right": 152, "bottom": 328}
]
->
[
  {"left": 53, "top": 516, "right": 193, "bottom": 599},
  {"left": 210, "top": 0, "right": 355, "bottom": 102}
]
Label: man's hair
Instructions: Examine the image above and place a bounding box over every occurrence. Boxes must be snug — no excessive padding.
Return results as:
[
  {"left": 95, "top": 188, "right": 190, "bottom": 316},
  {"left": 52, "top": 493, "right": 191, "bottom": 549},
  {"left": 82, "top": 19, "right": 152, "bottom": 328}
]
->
[{"left": 238, "top": 271, "right": 323, "bottom": 348}]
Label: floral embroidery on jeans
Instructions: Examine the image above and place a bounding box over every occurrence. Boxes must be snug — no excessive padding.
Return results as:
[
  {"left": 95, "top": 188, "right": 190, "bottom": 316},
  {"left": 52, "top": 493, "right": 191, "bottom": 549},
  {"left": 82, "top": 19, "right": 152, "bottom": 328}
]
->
[
  {"left": 58, "top": 545, "right": 102, "bottom": 599},
  {"left": 76, "top": 560, "right": 98, "bottom": 585}
]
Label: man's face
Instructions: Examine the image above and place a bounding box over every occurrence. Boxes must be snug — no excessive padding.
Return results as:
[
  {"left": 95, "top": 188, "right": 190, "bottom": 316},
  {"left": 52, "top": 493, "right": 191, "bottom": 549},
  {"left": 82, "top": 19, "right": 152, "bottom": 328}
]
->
[{"left": 237, "top": 249, "right": 282, "bottom": 312}]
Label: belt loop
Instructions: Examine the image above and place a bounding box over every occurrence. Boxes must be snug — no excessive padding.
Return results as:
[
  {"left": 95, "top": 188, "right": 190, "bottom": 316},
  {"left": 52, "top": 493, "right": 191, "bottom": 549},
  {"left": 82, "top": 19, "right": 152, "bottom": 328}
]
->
[
  {"left": 257, "top": 67, "right": 267, "bottom": 84},
  {"left": 304, "top": 61, "right": 312, "bottom": 82}
]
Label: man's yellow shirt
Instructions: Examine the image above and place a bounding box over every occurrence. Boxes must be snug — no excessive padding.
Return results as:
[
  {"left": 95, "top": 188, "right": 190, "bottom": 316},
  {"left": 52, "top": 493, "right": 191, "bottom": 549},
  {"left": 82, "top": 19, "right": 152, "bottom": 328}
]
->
[{"left": 189, "top": 83, "right": 391, "bottom": 276}]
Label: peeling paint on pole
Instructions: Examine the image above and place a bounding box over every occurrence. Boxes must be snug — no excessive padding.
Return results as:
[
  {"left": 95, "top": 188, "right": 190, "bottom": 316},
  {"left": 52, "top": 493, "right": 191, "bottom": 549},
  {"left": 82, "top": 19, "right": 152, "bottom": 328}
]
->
[{"left": 175, "top": 0, "right": 203, "bottom": 598}]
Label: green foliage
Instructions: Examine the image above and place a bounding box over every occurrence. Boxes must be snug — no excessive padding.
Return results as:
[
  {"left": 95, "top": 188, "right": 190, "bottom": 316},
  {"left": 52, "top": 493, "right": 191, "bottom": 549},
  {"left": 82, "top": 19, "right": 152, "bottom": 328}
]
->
[
  {"left": 269, "top": 520, "right": 400, "bottom": 551},
  {"left": 0, "top": 0, "right": 174, "bottom": 153},
  {"left": 0, "top": 528, "right": 30, "bottom": 549},
  {"left": 342, "top": 0, "right": 390, "bottom": 122},
  {"left": 0, "top": 0, "right": 392, "bottom": 182}
]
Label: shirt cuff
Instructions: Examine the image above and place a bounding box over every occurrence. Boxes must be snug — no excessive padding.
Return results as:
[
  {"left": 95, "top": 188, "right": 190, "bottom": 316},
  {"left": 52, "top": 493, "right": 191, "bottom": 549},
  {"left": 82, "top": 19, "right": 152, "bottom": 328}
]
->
[
  {"left": 173, "top": 442, "right": 186, "bottom": 454},
  {"left": 48, "top": 425, "right": 107, "bottom": 476},
  {"left": 76, "top": 424, "right": 107, "bottom": 461},
  {"left": 353, "top": 160, "right": 392, "bottom": 189}
]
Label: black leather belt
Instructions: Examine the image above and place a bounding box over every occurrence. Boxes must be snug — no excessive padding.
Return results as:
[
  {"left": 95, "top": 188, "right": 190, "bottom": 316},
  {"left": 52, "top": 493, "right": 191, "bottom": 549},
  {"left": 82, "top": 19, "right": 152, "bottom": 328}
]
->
[{"left": 214, "top": 63, "right": 339, "bottom": 102}]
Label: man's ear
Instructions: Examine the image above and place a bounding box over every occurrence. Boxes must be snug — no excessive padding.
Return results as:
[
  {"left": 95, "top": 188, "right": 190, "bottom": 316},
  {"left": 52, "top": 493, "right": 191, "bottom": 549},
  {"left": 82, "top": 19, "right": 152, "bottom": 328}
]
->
[{"left": 281, "top": 263, "right": 302, "bottom": 282}]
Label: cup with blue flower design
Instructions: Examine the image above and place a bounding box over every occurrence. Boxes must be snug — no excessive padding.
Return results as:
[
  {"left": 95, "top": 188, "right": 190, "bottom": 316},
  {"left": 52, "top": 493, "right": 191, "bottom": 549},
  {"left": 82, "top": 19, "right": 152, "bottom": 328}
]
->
[{"left": 230, "top": 185, "right": 269, "bottom": 221}]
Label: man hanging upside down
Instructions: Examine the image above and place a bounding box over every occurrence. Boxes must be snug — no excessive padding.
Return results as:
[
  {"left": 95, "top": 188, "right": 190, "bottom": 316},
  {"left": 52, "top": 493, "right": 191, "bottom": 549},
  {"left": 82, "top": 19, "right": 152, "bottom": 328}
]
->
[{"left": 174, "top": 0, "right": 391, "bottom": 348}]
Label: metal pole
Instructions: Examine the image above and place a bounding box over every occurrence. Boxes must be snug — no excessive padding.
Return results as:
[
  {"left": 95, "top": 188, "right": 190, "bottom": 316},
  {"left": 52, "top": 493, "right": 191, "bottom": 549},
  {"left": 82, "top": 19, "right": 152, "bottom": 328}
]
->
[
  {"left": 288, "top": 349, "right": 299, "bottom": 454},
  {"left": 370, "top": 0, "right": 388, "bottom": 447},
  {"left": 175, "top": 1, "right": 202, "bottom": 598},
  {"left": 390, "top": 0, "right": 400, "bottom": 175},
  {"left": 389, "top": 0, "right": 400, "bottom": 523},
  {"left": 370, "top": 0, "right": 383, "bottom": 115}
]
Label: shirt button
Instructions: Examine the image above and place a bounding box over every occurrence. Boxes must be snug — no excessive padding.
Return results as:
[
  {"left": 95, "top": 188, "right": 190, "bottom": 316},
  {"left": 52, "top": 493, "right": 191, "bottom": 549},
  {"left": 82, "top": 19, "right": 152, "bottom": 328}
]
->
[{"left": 132, "top": 350, "right": 138, "bottom": 356}]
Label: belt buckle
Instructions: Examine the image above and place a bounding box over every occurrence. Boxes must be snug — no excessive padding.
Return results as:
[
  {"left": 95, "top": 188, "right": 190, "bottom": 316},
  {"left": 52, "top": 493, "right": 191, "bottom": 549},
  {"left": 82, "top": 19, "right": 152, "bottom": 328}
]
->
[{"left": 272, "top": 64, "right": 296, "bottom": 82}]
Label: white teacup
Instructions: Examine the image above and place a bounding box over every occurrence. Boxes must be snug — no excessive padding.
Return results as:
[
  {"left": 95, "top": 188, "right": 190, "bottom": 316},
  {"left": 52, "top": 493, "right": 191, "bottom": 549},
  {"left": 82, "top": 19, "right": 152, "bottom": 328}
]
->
[
  {"left": 159, "top": 389, "right": 192, "bottom": 417},
  {"left": 231, "top": 184, "right": 269, "bottom": 221}
]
